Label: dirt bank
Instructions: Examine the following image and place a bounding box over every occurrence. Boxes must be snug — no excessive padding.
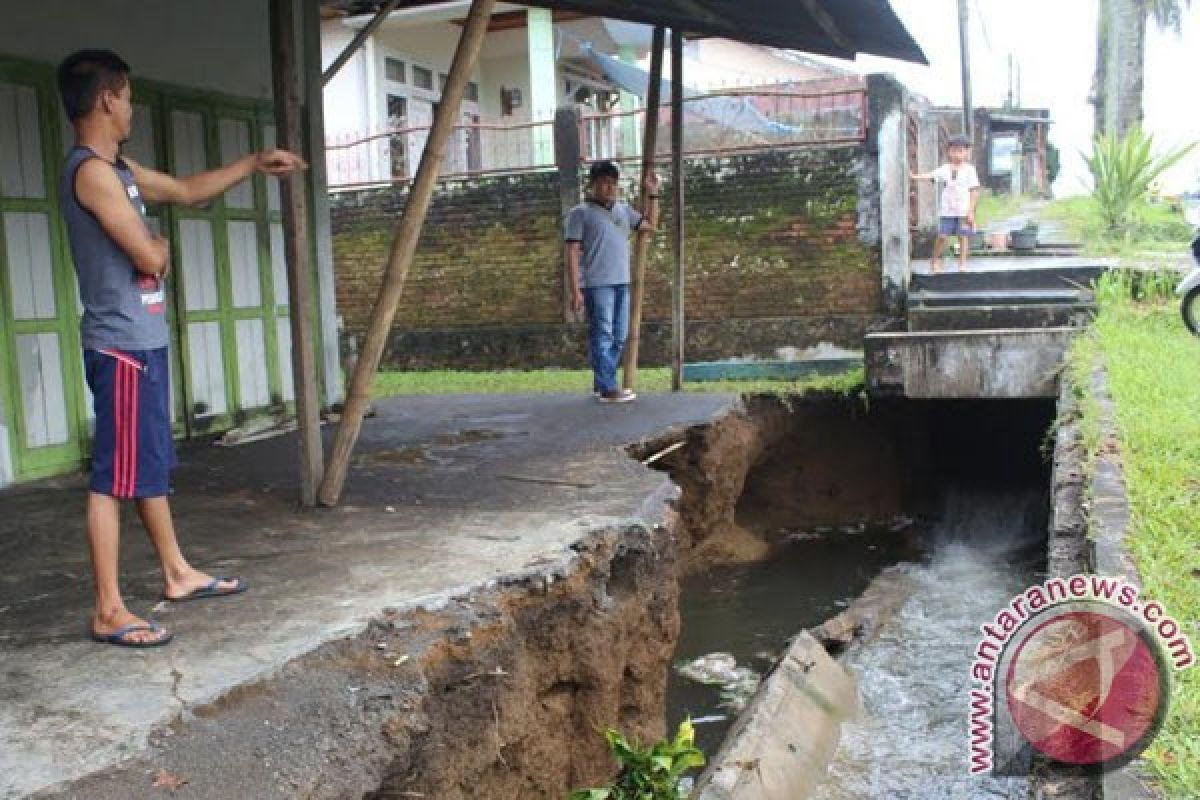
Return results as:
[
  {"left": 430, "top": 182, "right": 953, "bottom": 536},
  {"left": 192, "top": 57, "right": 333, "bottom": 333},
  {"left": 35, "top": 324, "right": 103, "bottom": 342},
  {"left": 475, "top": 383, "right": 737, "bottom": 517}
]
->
[
  {"left": 636, "top": 393, "right": 934, "bottom": 571},
  {"left": 46, "top": 521, "right": 681, "bottom": 800}
]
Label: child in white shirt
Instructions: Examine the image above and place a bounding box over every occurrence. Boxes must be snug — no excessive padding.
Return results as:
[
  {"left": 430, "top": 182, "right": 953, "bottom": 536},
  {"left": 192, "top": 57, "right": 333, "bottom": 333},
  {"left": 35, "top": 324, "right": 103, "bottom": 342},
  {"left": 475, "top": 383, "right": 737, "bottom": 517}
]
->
[{"left": 912, "top": 134, "right": 981, "bottom": 272}]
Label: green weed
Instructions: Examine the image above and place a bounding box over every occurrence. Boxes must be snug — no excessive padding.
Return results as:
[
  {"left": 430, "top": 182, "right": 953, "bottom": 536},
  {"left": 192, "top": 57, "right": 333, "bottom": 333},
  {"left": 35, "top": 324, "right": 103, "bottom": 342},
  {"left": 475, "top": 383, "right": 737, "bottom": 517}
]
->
[{"left": 568, "top": 720, "right": 706, "bottom": 800}]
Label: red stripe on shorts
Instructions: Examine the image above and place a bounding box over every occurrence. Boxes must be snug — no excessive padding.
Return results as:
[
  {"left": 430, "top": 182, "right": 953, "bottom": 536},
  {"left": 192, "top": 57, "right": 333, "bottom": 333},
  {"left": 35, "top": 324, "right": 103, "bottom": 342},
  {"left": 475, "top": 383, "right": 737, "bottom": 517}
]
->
[
  {"left": 127, "top": 360, "right": 139, "bottom": 497},
  {"left": 122, "top": 361, "right": 132, "bottom": 498},
  {"left": 113, "top": 359, "right": 139, "bottom": 498},
  {"left": 113, "top": 359, "right": 126, "bottom": 497},
  {"left": 104, "top": 351, "right": 143, "bottom": 499}
]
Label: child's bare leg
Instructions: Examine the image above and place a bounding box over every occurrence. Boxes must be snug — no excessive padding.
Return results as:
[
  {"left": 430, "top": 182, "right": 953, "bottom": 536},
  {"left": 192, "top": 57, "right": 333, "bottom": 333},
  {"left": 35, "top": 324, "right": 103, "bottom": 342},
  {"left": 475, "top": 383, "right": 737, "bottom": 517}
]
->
[
  {"left": 931, "top": 236, "right": 945, "bottom": 272},
  {"left": 958, "top": 234, "right": 970, "bottom": 270}
]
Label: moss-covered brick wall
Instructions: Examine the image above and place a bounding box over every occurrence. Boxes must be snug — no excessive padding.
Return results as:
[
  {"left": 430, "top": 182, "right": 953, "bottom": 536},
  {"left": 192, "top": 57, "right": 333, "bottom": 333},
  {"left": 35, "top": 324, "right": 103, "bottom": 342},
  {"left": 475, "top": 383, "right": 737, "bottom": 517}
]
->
[
  {"left": 642, "top": 146, "right": 880, "bottom": 321},
  {"left": 331, "top": 144, "right": 886, "bottom": 369},
  {"left": 332, "top": 171, "right": 565, "bottom": 333}
]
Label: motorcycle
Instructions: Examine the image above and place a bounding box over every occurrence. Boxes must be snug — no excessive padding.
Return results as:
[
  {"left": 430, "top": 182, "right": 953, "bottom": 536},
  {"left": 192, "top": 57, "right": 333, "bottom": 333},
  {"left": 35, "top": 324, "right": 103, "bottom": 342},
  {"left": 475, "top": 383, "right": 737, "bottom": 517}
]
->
[
  {"left": 1181, "top": 234, "right": 1200, "bottom": 335},
  {"left": 1178, "top": 201, "right": 1200, "bottom": 336}
]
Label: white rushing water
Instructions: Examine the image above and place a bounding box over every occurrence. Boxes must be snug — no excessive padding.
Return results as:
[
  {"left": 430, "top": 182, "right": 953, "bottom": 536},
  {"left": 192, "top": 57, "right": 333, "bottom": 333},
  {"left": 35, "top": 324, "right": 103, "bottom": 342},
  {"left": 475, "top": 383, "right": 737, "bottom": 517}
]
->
[{"left": 812, "top": 490, "right": 1044, "bottom": 800}]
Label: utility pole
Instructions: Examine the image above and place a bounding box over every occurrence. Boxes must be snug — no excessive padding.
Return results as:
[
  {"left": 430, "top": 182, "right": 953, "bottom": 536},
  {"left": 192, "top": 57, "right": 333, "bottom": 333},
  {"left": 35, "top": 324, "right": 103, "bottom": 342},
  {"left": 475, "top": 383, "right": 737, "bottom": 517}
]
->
[
  {"left": 1104, "top": 0, "right": 1120, "bottom": 136},
  {"left": 958, "top": 0, "right": 973, "bottom": 140},
  {"left": 1007, "top": 53, "right": 1014, "bottom": 109}
]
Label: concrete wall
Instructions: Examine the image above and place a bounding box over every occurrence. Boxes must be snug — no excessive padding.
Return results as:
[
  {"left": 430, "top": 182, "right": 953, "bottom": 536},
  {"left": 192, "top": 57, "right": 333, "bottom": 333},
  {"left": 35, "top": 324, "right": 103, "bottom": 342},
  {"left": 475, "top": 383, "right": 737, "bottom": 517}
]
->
[
  {"left": 693, "top": 632, "right": 860, "bottom": 800},
  {"left": 0, "top": 0, "right": 275, "bottom": 100},
  {"left": 866, "top": 74, "right": 911, "bottom": 317},
  {"left": 332, "top": 144, "right": 891, "bottom": 370},
  {"left": 865, "top": 329, "right": 1079, "bottom": 399},
  {"left": 912, "top": 107, "right": 942, "bottom": 254}
]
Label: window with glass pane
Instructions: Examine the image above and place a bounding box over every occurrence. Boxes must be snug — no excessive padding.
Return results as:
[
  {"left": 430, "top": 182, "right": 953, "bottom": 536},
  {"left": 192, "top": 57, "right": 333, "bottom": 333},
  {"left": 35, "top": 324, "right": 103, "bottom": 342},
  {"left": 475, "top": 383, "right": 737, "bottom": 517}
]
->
[
  {"left": 385, "top": 57, "right": 406, "bottom": 83},
  {"left": 465, "top": 82, "right": 480, "bottom": 103},
  {"left": 387, "top": 94, "right": 408, "bottom": 126},
  {"left": 412, "top": 66, "right": 433, "bottom": 90}
]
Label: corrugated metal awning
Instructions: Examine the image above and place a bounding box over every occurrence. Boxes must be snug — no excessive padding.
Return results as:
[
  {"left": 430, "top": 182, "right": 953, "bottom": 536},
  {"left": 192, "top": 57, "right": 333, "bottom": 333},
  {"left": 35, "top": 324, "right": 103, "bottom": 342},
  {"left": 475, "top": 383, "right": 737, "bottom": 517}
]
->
[{"left": 322, "top": 0, "right": 927, "bottom": 64}]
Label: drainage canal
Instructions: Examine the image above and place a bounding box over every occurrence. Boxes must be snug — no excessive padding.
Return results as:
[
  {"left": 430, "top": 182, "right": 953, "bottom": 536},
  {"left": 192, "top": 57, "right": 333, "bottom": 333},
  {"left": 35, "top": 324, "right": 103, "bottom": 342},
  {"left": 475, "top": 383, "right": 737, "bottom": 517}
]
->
[{"left": 654, "top": 394, "right": 1055, "bottom": 798}]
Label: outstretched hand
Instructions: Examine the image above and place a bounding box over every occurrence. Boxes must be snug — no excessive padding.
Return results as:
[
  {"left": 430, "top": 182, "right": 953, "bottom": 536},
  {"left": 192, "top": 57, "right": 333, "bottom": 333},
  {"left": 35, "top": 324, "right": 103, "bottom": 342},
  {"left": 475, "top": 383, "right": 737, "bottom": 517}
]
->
[
  {"left": 153, "top": 234, "right": 171, "bottom": 280},
  {"left": 255, "top": 149, "right": 308, "bottom": 177},
  {"left": 644, "top": 171, "right": 661, "bottom": 196}
]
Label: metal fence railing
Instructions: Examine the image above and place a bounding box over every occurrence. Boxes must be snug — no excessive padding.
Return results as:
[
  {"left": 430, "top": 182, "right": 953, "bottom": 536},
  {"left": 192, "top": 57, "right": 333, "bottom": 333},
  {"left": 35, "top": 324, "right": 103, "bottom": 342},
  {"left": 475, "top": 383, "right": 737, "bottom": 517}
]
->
[
  {"left": 325, "top": 118, "right": 558, "bottom": 190},
  {"left": 325, "top": 87, "right": 868, "bottom": 190},
  {"left": 580, "top": 87, "right": 868, "bottom": 164}
]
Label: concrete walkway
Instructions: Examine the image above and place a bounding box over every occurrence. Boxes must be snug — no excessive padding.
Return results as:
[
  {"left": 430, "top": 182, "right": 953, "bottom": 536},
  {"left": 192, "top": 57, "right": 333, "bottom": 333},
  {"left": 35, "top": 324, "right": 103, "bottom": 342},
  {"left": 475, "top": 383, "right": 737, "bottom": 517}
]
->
[
  {"left": 982, "top": 198, "right": 1075, "bottom": 245},
  {"left": 911, "top": 254, "right": 1117, "bottom": 275},
  {"left": 0, "top": 392, "right": 735, "bottom": 799}
]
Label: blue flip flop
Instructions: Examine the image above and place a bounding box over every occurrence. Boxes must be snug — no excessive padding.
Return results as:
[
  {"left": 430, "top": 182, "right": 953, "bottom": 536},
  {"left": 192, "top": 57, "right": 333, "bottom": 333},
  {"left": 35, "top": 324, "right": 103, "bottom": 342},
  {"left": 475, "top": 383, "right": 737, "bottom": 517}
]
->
[
  {"left": 90, "top": 622, "right": 173, "bottom": 648},
  {"left": 165, "top": 576, "right": 248, "bottom": 602}
]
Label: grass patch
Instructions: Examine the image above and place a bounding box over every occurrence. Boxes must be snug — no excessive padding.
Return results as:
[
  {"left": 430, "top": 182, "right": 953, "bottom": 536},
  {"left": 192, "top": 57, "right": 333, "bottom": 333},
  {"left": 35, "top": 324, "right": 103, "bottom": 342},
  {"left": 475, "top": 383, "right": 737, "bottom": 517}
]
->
[
  {"left": 372, "top": 365, "right": 865, "bottom": 399},
  {"left": 1042, "top": 196, "right": 1193, "bottom": 258},
  {"left": 1067, "top": 273, "right": 1200, "bottom": 797}
]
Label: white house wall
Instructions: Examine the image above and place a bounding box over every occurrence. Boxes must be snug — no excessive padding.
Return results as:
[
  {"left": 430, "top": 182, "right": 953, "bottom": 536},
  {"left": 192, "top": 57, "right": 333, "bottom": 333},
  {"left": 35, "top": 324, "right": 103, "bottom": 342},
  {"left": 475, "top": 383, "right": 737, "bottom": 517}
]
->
[
  {"left": 373, "top": 21, "right": 476, "bottom": 83},
  {"left": 323, "top": 14, "right": 690, "bottom": 179},
  {"left": 324, "top": 18, "right": 555, "bottom": 178},
  {"left": 479, "top": 53, "right": 533, "bottom": 125},
  {"left": 322, "top": 20, "right": 371, "bottom": 138}
]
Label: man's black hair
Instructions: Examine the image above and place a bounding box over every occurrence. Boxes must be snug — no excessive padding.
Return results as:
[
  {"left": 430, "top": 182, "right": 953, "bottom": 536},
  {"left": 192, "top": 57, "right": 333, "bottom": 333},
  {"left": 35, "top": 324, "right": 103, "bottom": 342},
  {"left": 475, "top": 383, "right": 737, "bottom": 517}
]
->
[
  {"left": 588, "top": 160, "right": 620, "bottom": 183},
  {"left": 948, "top": 134, "right": 971, "bottom": 148},
  {"left": 57, "top": 49, "right": 131, "bottom": 122}
]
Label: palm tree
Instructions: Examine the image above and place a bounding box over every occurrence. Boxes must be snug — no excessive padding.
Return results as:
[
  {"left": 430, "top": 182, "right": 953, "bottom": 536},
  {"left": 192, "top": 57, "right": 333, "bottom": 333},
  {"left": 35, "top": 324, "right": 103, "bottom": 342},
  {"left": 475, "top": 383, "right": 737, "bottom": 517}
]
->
[{"left": 1091, "top": 0, "right": 1192, "bottom": 138}]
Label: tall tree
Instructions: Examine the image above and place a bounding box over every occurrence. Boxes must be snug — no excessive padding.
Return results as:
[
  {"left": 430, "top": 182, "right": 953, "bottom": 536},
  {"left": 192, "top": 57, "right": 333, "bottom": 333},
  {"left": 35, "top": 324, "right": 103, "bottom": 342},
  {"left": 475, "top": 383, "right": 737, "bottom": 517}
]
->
[{"left": 1092, "top": 0, "right": 1192, "bottom": 138}]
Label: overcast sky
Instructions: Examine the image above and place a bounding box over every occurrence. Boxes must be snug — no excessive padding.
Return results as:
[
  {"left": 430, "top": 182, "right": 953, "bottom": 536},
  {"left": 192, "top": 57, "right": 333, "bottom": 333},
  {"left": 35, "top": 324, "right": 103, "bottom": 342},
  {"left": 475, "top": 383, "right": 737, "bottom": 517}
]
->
[{"left": 824, "top": 0, "right": 1199, "bottom": 195}]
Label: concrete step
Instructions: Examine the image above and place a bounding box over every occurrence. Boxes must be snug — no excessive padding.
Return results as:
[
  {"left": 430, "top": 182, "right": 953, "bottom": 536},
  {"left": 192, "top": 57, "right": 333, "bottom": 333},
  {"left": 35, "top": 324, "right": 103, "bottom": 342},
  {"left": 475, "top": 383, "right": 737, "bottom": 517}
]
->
[
  {"left": 909, "top": 264, "right": 1107, "bottom": 292},
  {"left": 909, "top": 288, "right": 1093, "bottom": 309},
  {"left": 907, "top": 303, "right": 1094, "bottom": 332},
  {"left": 866, "top": 327, "right": 1080, "bottom": 398}
]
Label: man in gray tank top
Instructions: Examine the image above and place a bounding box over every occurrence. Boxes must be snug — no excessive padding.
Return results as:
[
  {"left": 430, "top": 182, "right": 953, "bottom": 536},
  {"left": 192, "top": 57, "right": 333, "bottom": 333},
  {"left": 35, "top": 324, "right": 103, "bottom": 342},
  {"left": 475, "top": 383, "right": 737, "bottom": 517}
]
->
[{"left": 57, "top": 50, "right": 307, "bottom": 647}]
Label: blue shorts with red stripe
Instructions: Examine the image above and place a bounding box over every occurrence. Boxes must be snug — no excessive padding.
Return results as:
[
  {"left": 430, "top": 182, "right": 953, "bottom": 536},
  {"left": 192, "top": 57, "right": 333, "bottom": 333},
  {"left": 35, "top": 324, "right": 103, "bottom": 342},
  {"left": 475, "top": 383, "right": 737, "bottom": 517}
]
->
[{"left": 84, "top": 347, "right": 176, "bottom": 499}]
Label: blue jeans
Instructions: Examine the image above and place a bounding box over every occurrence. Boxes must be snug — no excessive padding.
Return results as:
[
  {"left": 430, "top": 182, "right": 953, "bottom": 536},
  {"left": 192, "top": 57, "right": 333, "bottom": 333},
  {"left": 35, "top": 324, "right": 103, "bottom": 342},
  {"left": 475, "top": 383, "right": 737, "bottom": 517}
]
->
[{"left": 584, "top": 284, "right": 630, "bottom": 394}]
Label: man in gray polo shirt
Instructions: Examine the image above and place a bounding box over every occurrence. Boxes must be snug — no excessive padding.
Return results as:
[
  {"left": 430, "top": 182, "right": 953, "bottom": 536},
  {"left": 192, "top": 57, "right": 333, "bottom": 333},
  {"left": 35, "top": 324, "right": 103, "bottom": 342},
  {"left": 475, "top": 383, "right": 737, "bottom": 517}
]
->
[{"left": 565, "top": 161, "right": 659, "bottom": 403}]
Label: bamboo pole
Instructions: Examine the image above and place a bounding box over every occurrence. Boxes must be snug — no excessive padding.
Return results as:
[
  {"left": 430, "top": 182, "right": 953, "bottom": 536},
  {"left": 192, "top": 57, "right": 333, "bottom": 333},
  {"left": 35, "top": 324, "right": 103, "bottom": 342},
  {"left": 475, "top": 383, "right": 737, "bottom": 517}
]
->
[
  {"left": 622, "top": 25, "right": 666, "bottom": 392},
  {"left": 269, "top": 0, "right": 324, "bottom": 506},
  {"left": 318, "top": 0, "right": 496, "bottom": 507},
  {"left": 670, "top": 29, "right": 686, "bottom": 392}
]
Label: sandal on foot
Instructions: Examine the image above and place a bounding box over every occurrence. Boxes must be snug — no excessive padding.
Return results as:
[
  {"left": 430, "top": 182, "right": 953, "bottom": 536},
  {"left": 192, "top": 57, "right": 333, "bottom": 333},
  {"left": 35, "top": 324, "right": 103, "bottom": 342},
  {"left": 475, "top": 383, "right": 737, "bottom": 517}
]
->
[
  {"left": 165, "top": 576, "right": 248, "bottom": 602},
  {"left": 90, "top": 622, "right": 173, "bottom": 648}
]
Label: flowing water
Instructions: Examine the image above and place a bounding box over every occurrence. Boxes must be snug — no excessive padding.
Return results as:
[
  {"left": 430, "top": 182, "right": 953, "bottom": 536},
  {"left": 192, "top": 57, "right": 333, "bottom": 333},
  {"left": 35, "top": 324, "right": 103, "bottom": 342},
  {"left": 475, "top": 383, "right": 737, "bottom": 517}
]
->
[
  {"left": 667, "top": 525, "right": 923, "bottom": 755},
  {"left": 669, "top": 488, "right": 1046, "bottom": 798}
]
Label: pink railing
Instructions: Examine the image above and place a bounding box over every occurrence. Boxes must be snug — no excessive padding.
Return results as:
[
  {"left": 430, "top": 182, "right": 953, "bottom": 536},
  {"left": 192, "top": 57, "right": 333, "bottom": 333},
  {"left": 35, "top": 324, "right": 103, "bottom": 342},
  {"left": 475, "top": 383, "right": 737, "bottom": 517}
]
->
[{"left": 324, "top": 85, "right": 868, "bottom": 189}]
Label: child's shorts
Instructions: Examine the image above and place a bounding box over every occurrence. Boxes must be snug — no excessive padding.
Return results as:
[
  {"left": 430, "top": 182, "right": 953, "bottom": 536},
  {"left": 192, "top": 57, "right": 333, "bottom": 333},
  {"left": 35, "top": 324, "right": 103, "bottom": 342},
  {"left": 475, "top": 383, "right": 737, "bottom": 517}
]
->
[
  {"left": 940, "top": 216, "right": 973, "bottom": 236},
  {"left": 84, "top": 347, "right": 176, "bottom": 499}
]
